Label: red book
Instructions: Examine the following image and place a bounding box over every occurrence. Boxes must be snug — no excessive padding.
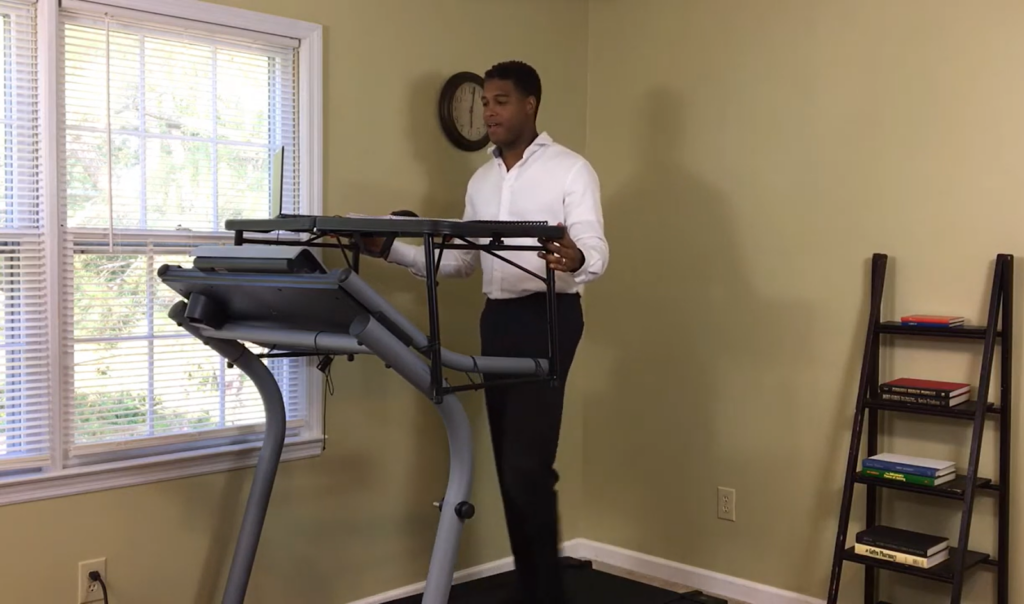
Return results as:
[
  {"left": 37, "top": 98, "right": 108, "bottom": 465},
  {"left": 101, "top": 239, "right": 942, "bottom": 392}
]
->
[{"left": 881, "top": 378, "right": 971, "bottom": 398}]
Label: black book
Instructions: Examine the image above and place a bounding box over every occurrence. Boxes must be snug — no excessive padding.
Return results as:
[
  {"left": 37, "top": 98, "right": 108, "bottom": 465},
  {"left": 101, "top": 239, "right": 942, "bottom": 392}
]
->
[{"left": 855, "top": 525, "right": 949, "bottom": 557}]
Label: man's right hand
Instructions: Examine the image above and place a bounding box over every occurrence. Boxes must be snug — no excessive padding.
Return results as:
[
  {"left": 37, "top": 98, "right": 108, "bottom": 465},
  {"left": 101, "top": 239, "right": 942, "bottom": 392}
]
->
[
  {"left": 359, "top": 235, "right": 387, "bottom": 257},
  {"left": 356, "top": 209, "right": 419, "bottom": 258}
]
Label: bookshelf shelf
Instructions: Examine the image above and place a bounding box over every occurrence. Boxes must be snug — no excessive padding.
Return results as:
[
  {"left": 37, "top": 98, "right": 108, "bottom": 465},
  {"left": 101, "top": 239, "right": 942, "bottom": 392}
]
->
[
  {"left": 854, "top": 472, "right": 991, "bottom": 501},
  {"left": 842, "top": 546, "right": 989, "bottom": 584},
  {"left": 877, "top": 322, "right": 999, "bottom": 340},
  {"left": 826, "top": 253, "right": 1013, "bottom": 604},
  {"left": 864, "top": 399, "right": 1000, "bottom": 420}
]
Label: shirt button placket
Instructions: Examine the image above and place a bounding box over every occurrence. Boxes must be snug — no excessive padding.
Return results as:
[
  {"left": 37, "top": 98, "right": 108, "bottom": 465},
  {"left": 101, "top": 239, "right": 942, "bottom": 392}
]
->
[{"left": 496, "top": 168, "right": 515, "bottom": 297}]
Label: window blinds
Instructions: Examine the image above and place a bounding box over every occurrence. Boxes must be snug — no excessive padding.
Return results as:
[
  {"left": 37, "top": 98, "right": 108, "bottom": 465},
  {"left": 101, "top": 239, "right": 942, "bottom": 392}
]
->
[
  {"left": 59, "top": 14, "right": 300, "bottom": 233},
  {"left": 57, "top": 9, "right": 306, "bottom": 457},
  {"left": 0, "top": 0, "right": 48, "bottom": 472}
]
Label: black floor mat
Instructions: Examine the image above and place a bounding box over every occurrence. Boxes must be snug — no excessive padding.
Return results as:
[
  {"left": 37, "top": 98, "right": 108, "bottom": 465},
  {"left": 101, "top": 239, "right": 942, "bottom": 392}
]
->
[{"left": 386, "top": 558, "right": 683, "bottom": 604}]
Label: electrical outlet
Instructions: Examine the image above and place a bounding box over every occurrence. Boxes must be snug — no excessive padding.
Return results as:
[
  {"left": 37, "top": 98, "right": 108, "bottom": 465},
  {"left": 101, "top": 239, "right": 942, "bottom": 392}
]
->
[
  {"left": 717, "top": 487, "right": 736, "bottom": 521},
  {"left": 78, "top": 558, "right": 106, "bottom": 603}
]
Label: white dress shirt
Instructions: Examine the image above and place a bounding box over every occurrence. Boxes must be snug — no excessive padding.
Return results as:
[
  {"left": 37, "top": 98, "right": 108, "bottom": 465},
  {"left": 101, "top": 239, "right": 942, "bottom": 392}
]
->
[{"left": 386, "top": 132, "right": 609, "bottom": 299}]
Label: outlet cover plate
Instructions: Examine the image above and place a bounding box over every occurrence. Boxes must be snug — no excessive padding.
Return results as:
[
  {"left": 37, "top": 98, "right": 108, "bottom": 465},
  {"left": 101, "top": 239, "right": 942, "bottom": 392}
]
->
[
  {"left": 717, "top": 487, "right": 736, "bottom": 521},
  {"left": 78, "top": 558, "right": 106, "bottom": 603}
]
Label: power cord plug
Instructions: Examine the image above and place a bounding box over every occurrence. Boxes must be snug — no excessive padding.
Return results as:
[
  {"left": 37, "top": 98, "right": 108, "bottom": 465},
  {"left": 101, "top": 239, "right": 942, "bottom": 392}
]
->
[{"left": 87, "top": 570, "right": 109, "bottom": 604}]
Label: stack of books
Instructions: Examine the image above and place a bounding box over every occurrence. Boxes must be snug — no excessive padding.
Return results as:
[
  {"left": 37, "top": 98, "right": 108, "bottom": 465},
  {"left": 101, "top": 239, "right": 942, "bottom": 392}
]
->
[
  {"left": 855, "top": 525, "right": 950, "bottom": 569},
  {"left": 900, "top": 314, "right": 965, "bottom": 327},
  {"left": 860, "top": 453, "right": 957, "bottom": 487},
  {"left": 879, "top": 377, "right": 971, "bottom": 408}
]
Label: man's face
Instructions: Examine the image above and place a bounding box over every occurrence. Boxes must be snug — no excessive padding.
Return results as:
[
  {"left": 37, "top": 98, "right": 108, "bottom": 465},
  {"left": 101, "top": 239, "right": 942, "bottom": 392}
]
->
[{"left": 482, "top": 77, "right": 534, "bottom": 146}]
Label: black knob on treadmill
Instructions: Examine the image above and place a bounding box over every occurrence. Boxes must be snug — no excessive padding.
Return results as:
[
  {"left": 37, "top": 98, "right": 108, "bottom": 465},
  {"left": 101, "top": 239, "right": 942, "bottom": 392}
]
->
[{"left": 455, "top": 501, "right": 475, "bottom": 520}]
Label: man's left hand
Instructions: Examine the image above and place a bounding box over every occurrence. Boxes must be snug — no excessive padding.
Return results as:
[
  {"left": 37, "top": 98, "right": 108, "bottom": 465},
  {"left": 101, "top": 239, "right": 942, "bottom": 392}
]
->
[{"left": 539, "top": 223, "right": 584, "bottom": 273}]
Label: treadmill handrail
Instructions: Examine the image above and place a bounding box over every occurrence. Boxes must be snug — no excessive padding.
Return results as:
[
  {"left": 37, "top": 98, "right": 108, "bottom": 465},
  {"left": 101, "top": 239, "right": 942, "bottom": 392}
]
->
[
  {"left": 197, "top": 317, "right": 546, "bottom": 377},
  {"left": 160, "top": 262, "right": 548, "bottom": 376},
  {"left": 337, "top": 268, "right": 548, "bottom": 376},
  {"left": 194, "top": 322, "right": 372, "bottom": 357}
]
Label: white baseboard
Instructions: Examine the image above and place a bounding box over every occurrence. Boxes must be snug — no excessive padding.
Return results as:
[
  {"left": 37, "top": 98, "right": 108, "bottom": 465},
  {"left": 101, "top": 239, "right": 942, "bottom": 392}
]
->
[
  {"left": 566, "top": 539, "right": 825, "bottom": 604},
  {"left": 347, "top": 538, "right": 824, "bottom": 604}
]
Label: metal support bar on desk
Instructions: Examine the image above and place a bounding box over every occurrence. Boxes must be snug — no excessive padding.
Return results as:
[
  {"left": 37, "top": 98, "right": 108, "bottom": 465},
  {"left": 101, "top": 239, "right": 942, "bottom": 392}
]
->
[
  {"left": 423, "top": 234, "right": 445, "bottom": 404},
  {"left": 546, "top": 265, "right": 560, "bottom": 387}
]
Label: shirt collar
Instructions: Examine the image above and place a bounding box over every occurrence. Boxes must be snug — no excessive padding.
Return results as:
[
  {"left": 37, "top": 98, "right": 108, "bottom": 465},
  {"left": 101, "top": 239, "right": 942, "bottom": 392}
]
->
[{"left": 489, "top": 131, "right": 553, "bottom": 160}]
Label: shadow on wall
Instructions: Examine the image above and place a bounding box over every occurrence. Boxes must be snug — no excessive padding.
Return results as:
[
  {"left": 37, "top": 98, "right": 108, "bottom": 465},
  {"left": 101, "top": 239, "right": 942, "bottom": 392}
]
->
[{"left": 583, "top": 86, "right": 858, "bottom": 592}]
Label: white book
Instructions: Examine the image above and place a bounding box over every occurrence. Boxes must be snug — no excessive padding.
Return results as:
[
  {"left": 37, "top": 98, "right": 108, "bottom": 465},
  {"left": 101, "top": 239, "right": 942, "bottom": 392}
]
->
[{"left": 855, "top": 543, "right": 949, "bottom": 569}]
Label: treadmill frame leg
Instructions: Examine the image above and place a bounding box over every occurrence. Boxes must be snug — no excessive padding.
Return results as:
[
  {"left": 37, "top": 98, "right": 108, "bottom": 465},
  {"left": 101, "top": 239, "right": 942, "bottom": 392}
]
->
[
  {"left": 169, "top": 301, "right": 287, "bottom": 604},
  {"left": 421, "top": 396, "right": 472, "bottom": 604},
  {"left": 351, "top": 313, "right": 473, "bottom": 604}
]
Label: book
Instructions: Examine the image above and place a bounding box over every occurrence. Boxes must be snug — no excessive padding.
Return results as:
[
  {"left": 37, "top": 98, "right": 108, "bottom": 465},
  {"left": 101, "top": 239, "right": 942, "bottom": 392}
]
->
[
  {"left": 862, "top": 453, "right": 956, "bottom": 478},
  {"left": 879, "top": 391, "right": 970, "bottom": 407},
  {"left": 855, "top": 525, "right": 949, "bottom": 558},
  {"left": 859, "top": 467, "right": 956, "bottom": 487},
  {"left": 880, "top": 378, "right": 971, "bottom": 399},
  {"left": 900, "top": 314, "right": 965, "bottom": 326},
  {"left": 900, "top": 321, "right": 964, "bottom": 328},
  {"left": 854, "top": 543, "right": 950, "bottom": 569}
]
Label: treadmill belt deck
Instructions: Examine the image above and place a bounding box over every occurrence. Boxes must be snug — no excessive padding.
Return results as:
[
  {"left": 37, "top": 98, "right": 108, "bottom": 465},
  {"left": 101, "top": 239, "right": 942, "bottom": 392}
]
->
[{"left": 385, "top": 558, "right": 707, "bottom": 603}]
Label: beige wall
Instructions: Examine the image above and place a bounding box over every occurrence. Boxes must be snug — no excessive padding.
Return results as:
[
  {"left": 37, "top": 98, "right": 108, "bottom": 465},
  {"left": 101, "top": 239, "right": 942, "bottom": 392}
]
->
[
  {"left": 9, "top": 1, "right": 1024, "bottom": 603},
  {"left": 583, "top": 1, "right": 1024, "bottom": 603},
  {"left": 0, "top": 1, "right": 589, "bottom": 602}
]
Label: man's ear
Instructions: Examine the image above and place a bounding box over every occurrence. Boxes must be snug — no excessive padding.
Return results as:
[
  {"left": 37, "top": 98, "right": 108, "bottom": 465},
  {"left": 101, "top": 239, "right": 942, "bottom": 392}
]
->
[{"left": 526, "top": 95, "right": 537, "bottom": 117}]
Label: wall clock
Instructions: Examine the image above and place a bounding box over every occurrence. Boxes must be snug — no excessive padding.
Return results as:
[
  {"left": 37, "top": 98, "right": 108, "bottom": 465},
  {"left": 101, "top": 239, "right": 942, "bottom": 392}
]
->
[{"left": 438, "top": 71, "right": 489, "bottom": 152}]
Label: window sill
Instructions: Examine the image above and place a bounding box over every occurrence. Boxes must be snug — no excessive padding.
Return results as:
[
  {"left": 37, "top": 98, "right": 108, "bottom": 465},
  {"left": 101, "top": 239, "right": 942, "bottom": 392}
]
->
[{"left": 0, "top": 436, "right": 323, "bottom": 507}]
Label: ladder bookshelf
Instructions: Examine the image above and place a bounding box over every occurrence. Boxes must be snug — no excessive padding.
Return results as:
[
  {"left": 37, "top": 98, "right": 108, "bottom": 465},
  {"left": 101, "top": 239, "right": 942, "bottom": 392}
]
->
[{"left": 826, "top": 253, "right": 1013, "bottom": 604}]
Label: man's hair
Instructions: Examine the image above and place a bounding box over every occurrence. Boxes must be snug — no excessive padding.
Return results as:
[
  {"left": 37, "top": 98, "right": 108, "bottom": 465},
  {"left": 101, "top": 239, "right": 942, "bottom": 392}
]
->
[{"left": 484, "top": 60, "right": 542, "bottom": 112}]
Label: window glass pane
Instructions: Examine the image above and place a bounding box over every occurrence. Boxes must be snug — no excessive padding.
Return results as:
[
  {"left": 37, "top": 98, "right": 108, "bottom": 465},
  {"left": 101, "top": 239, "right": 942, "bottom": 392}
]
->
[
  {"left": 0, "top": 0, "right": 47, "bottom": 471},
  {"left": 61, "top": 20, "right": 299, "bottom": 232},
  {"left": 58, "top": 13, "right": 306, "bottom": 456},
  {"left": 0, "top": 239, "right": 50, "bottom": 465},
  {"left": 68, "top": 249, "right": 304, "bottom": 447}
]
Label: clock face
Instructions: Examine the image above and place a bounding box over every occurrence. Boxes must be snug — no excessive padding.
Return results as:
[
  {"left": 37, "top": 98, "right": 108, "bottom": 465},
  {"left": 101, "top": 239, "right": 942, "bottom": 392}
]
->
[
  {"left": 450, "top": 81, "right": 486, "bottom": 142},
  {"left": 438, "top": 72, "right": 490, "bottom": 151}
]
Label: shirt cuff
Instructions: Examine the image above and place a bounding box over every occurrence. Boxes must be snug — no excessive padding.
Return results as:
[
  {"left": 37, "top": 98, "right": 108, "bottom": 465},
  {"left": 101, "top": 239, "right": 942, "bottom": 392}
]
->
[
  {"left": 385, "top": 240, "right": 417, "bottom": 268},
  {"left": 572, "top": 248, "right": 592, "bottom": 283}
]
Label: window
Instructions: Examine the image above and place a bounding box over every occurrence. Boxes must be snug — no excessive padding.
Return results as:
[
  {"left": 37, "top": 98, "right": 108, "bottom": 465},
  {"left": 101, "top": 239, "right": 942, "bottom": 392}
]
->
[
  {"left": 0, "top": 0, "right": 47, "bottom": 474},
  {"left": 0, "top": 0, "right": 322, "bottom": 506}
]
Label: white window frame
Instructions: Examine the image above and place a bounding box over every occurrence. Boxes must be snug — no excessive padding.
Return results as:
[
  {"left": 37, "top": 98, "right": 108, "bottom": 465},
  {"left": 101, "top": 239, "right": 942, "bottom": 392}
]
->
[{"left": 0, "top": 0, "right": 324, "bottom": 506}]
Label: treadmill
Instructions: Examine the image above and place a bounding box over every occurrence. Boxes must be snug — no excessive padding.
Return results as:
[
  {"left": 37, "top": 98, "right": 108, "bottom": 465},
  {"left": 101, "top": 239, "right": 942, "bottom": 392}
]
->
[{"left": 157, "top": 215, "right": 720, "bottom": 604}]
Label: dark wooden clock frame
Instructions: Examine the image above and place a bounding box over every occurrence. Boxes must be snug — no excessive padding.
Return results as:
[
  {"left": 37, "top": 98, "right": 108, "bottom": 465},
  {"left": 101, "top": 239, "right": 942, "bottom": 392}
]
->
[{"left": 437, "top": 71, "right": 490, "bottom": 152}]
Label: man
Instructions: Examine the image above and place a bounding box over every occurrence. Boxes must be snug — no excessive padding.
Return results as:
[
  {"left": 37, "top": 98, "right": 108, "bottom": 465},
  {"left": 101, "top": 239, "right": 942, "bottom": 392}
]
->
[{"left": 363, "top": 60, "right": 608, "bottom": 603}]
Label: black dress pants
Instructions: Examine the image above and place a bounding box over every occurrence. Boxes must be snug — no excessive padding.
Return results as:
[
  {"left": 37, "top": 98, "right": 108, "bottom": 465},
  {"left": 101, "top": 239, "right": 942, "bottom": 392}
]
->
[{"left": 479, "top": 292, "right": 585, "bottom": 604}]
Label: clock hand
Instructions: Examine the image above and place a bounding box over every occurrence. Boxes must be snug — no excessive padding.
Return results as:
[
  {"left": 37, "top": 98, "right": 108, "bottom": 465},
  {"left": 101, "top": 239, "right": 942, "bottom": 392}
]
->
[{"left": 470, "top": 88, "right": 476, "bottom": 129}]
